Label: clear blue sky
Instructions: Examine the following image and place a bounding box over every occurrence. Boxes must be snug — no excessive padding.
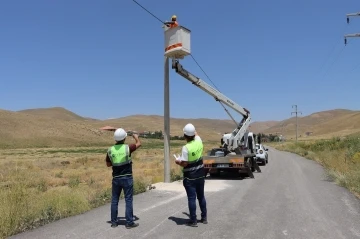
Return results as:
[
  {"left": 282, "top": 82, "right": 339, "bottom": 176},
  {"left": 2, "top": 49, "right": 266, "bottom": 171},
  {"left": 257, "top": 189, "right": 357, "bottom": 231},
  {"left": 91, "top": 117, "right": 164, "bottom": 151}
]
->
[{"left": 1, "top": 0, "right": 359, "bottom": 122}]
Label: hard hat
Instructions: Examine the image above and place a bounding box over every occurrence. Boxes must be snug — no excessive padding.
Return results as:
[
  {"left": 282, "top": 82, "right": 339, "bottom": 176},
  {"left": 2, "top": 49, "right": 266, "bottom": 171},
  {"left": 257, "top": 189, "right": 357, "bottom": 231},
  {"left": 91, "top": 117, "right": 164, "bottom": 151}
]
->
[
  {"left": 171, "top": 15, "right": 177, "bottom": 19},
  {"left": 114, "top": 128, "right": 127, "bottom": 141},
  {"left": 183, "top": 123, "right": 196, "bottom": 136}
]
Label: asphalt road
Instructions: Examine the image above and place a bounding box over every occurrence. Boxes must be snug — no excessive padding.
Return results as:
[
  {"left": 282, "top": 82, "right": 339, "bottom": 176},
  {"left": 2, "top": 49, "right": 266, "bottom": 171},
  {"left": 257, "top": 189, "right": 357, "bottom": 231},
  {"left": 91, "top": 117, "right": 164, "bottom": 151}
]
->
[{"left": 10, "top": 147, "right": 360, "bottom": 239}]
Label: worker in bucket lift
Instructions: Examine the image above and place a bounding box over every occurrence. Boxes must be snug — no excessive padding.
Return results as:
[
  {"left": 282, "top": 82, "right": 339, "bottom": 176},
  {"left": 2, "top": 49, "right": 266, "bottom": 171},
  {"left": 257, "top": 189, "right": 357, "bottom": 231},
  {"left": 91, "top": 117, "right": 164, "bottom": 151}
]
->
[
  {"left": 165, "top": 15, "right": 179, "bottom": 28},
  {"left": 106, "top": 128, "right": 141, "bottom": 229},
  {"left": 174, "top": 123, "right": 207, "bottom": 227}
]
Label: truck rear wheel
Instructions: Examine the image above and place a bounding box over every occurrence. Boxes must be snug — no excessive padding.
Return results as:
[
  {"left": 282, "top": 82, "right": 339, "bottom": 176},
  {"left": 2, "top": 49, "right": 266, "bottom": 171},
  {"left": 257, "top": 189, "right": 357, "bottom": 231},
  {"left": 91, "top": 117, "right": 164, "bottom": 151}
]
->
[{"left": 245, "top": 157, "right": 255, "bottom": 173}]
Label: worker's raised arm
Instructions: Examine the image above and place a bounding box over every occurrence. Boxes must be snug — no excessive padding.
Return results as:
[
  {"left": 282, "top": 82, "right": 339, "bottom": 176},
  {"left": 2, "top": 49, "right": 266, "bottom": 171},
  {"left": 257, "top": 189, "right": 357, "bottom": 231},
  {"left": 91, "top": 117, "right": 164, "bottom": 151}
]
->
[
  {"left": 132, "top": 133, "right": 141, "bottom": 149},
  {"left": 194, "top": 132, "right": 202, "bottom": 143}
]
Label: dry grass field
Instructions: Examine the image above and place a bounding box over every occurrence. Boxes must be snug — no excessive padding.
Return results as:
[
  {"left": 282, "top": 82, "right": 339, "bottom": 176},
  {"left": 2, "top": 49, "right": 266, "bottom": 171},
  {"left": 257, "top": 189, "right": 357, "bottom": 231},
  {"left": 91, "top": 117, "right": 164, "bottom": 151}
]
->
[
  {"left": 0, "top": 137, "right": 219, "bottom": 238},
  {"left": 0, "top": 106, "right": 359, "bottom": 238}
]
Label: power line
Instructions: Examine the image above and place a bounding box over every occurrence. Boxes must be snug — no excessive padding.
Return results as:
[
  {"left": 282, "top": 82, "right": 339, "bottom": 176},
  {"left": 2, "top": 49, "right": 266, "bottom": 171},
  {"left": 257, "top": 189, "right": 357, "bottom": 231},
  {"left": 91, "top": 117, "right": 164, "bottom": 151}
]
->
[
  {"left": 350, "top": 62, "right": 360, "bottom": 72},
  {"left": 131, "top": 0, "right": 234, "bottom": 121},
  {"left": 130, "top": 0, "right": 220, "bottom": 91},
  {"left": 131, "top": 0, "right": 165, "bottom": 24},
  {"left": 189, "top": 54, "right": 235, "bottom": 123},
  {"left": 321, "top": 45, "right": 346, "bottom": 79},
  {"left": 188, "top": 54, "right": 239, "bottom": 124},
  {"left": 317, "top": 24, "right": 349, "bottom": 79},
  {"left": 317, "top": 37, "right": 342, "bottom": 76},
  {"left": 189, "top": 54, "right": 221, "bottom": 92}
]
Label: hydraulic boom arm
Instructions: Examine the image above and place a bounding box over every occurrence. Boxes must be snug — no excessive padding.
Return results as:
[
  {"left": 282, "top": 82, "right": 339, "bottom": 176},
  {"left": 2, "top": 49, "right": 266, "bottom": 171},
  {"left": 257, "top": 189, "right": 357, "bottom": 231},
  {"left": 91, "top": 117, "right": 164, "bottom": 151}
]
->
[{"left": 171, "top": 59, "right": 252, "bottom": 151}]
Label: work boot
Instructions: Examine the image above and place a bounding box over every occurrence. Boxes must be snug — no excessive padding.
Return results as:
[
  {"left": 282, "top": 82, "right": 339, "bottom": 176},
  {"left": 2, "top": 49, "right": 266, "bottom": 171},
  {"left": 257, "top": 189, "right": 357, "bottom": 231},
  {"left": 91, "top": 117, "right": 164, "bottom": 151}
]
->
[
  {"left": 200, "top": 218, "right": 208, "bottom": 224},
  {"left": 186, "top": 221, "right": 198, "bottom": 227},
  {"left": 125, "top": 222, "right": 139, "bottom": 229},
  {"left": 111, "top": 222, "right": 118, "bottom": 228}
]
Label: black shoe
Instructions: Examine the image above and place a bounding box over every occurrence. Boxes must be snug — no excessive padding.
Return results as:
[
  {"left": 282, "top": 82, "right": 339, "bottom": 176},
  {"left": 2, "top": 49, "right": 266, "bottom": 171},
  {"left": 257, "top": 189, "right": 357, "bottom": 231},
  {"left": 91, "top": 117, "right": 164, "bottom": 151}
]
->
[
  {"left": 125, "top": 222, "right": 139, "bottom": 229},
  {"left": 200, "top": 218, "right": 208, "bottom": 224},
  {"left": 111, "top": 222, "right": 118, "bottom": 228},
  {"left": 186, "top": 221, "right": 198, "bottom": 227}
]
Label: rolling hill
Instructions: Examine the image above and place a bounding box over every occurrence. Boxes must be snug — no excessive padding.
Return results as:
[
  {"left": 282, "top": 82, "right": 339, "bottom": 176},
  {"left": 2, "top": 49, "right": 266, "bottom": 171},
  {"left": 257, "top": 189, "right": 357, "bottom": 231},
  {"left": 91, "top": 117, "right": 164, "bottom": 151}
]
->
[
  {"left": 0, "top": 108, "right": 110, "bottom": 148},
  {"left": 263, "top": 109, "right": 360, "bottom": 139},
  {"left": 18, "top": 107, "right": 86, "bottom": 121},
  {"left": 0, "top": 107, "right": 359, "bottom": 148}
]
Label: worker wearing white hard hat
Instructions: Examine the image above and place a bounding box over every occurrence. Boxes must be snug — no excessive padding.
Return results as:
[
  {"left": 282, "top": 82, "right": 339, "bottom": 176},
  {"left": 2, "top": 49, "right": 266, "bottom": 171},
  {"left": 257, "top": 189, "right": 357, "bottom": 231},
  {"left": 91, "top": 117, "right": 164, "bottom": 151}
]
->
[
  {"left": 174, "top": 123, "right": 207, "bottom": 227},
  {"left": 105, "top": 128, "right": 142, "bottom": 229}
]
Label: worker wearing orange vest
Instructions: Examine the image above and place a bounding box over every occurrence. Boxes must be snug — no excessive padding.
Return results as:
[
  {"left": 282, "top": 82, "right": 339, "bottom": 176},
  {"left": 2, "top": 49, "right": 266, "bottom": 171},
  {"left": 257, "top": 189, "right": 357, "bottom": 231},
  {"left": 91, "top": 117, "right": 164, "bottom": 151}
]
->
[{"left": 165, "top": 15, "right": 179, "bottom": 28}]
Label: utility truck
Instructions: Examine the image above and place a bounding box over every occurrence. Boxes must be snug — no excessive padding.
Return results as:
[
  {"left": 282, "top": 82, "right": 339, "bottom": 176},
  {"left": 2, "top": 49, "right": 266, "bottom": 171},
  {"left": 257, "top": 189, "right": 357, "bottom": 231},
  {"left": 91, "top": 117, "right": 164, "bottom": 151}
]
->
[{"left": 164, "top": 25, "right": 261, "bottom": 178}]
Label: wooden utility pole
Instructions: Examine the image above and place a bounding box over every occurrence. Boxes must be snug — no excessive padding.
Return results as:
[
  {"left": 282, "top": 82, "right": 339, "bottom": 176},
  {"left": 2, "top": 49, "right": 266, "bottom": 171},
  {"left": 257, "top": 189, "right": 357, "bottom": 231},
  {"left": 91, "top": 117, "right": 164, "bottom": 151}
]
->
[{"left": 344, "top": 11, "right": 360, "bottom": 45}]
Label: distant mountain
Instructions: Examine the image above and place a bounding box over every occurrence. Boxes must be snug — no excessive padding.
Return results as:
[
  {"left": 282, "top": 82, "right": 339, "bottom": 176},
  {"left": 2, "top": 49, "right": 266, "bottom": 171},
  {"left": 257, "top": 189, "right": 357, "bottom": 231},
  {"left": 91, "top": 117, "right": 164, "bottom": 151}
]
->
[
  {"left": 0, "top": 107, "right": 359, "bottom": 148},
  {"left": 262, "top": 109, "right": 360, "bottom": 139}
]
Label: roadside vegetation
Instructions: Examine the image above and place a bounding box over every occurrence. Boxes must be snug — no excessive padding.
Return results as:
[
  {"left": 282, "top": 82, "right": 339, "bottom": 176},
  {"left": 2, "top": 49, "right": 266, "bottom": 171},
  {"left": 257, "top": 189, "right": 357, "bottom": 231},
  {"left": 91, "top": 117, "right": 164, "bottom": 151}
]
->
[
  {"left": 271, "top": 134, "right": 360, "bottom": 199},
  {"left": 0, "top": 139, "right": 218, "bottom": 239}
]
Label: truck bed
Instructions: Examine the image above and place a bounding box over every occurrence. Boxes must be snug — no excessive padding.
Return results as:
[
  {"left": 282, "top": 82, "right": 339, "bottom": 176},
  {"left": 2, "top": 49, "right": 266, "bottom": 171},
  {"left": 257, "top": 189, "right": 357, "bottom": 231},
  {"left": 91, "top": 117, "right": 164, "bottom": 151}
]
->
[
  {"left": 203, "top": 155, "right": 245, "bottom": 167},
  {"left": 203, "top": 154, "right": 256, "bottom": 178}
]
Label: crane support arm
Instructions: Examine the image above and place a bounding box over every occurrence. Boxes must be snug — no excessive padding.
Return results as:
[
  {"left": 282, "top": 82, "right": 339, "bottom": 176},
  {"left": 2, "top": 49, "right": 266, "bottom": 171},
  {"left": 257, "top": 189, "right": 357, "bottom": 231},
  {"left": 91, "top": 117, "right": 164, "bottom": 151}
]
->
[
  {"left": 171, "top": 59, "right": 250, "bottom": 118},
  {"left": 344, "top": 33, "right": 360, "bottom": 45},
  {"left": 171, "top": 59, "right": 252, "bottom": 151},
  {"left": 346, "top": 12, "right": 360, "bottom": 24},
  {"left": 344, "top": 33, "right": 360, "bottom": 38},
  {"left": 346, "top": 12, "right": 360, "bottom": 17}
]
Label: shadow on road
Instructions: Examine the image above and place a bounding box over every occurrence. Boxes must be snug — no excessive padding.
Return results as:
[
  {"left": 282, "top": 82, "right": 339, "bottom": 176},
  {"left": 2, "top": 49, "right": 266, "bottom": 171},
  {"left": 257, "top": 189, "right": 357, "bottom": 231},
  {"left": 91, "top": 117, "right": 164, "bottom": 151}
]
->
[
  {"left": 168, "top": 212, "right": 190, "bottom": 225},
  {"left": 204, "top": 168, "right": 265, "bottom": 181},
  {"left": 205, "top": 172, "right": 261, "bottom": 181},
  {"left": 106, "top": 215, "right": 139, "bottom": 226}
]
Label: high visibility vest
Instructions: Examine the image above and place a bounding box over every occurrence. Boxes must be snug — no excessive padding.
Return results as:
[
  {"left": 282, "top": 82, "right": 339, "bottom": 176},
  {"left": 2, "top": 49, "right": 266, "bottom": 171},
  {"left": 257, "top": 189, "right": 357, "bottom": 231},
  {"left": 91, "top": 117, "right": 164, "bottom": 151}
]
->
[
  {"left": 183, "top": 140, "right": 205, "bottom": 179},
  {"left": 107, "top": 144, "right": 132, "bottom": 166}
]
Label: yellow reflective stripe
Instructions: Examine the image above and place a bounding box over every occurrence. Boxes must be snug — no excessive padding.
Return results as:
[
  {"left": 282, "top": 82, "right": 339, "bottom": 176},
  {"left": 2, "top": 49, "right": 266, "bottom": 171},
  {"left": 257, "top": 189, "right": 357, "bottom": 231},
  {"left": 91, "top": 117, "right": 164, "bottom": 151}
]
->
[{"left": 183, "top": 164, "right": 204, "bottom": 172}]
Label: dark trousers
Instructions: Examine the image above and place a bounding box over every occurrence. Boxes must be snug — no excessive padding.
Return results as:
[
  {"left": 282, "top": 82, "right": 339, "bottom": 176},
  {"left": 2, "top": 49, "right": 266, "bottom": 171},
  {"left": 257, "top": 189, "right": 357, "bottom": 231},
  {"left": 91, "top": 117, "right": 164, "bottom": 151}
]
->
[
  {"left": 183, "top": 177, "right": 207, "bottom": 222},
  {"left": 111, "top": 175, "right": 134, "bottom": 225}
]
